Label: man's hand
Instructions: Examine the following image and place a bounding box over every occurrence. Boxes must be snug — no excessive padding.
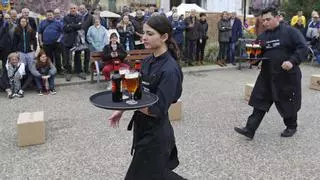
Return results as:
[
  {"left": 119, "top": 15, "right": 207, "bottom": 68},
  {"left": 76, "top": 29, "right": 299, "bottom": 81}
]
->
[{"left": 281, "top": 61, "right": 293, "bottom": 71}]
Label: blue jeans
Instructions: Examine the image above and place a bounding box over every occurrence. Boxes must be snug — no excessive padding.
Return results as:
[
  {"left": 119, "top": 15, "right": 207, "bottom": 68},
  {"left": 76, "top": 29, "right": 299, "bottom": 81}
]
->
[
  {"left": 228, "top": 42, "right": 236, "bottom": 64},
  {"left": 34, "top": 75, "right": 55, "bottom": 90}
]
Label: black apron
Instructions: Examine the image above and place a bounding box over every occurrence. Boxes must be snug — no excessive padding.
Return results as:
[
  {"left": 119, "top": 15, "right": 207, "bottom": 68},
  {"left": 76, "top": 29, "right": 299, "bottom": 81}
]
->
[{"left": 125, "top": 59, "right": 184, "bottom": 180}]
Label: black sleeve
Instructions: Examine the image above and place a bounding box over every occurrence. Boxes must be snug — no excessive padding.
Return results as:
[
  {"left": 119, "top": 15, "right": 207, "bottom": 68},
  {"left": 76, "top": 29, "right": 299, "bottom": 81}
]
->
[
  {"left": 117, "top": 44, "right": 127, "bottom": 60},
  {"left": 102, "top": 45, "right": 112, "bottom": 62},
  {"left": 13, "top": 31, "right": 19, "bottom": 51},
  {"left": 288, "top": 27, "right": 308, "bottom": 66},
  {"left": 148, "top": 69, "right": 182, "bottom": 119}
]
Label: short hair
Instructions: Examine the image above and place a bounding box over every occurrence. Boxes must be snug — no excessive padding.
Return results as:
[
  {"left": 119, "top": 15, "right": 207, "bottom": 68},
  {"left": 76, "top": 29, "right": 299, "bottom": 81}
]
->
[
  {"left": 110, "top": 32, "right": 118, "bottom": 39},
  {"left": 8, "top": 52, "right": 20, "bottom": 61},
  {"left": 46, "top": 10, "right": 54, "bottom": 14},
  {"left": 199, "top": 12, "right": 206, "bottom": 17},
  {"left": 261, "top": 7, "right": 279, "bottom": 17}
]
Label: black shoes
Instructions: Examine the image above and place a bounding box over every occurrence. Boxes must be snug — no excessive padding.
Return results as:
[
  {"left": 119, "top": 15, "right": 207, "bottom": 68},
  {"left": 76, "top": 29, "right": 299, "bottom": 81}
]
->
[
  {"left": 234, "top": 127, "right": 254, "bottom": 139},
  {"left": 281, "top": 128, "right": 297, "bottom": 137}
]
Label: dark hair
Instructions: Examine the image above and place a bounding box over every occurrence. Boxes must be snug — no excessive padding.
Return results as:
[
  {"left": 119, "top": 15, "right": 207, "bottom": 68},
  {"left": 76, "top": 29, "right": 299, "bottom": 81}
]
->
[
  {"left": 46, "top": 10, "right": 54, "bottom": 14},
  {"left": 261, "top": 7, "right": 279, "bottom": 17},
  {"left": 146, "top": 15, "right": 180, "bottom": 61},
  {"left": 199, "top": 12, "right": 206, "bottom": 17},
  {"left": 110, "top": 32, "right": 118, "bottom": 39},
  {"left": 15, "top": 17, "right": 33, "bottom": 33}
]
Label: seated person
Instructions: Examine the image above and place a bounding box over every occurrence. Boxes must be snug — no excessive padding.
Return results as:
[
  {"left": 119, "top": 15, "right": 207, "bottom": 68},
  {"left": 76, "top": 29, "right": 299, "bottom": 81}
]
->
[
  {"left": 102, "top": 33, "right": 129, "bottom": 81},
  {"left": 30, "top": 50, "right": 57, "bottom": 95}
]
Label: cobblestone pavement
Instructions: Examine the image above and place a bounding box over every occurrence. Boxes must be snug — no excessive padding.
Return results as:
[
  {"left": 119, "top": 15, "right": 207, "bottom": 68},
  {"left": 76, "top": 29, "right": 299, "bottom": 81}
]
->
[{"left": 1, "top": 65, "right": 320, "bottom": 180}]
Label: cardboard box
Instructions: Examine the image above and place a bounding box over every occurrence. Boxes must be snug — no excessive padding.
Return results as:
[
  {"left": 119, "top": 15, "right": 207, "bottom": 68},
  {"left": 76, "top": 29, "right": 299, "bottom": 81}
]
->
[
  {"left": 245, "top": 83, "right": 255, "bottom": 101},
  {"left": 169, "top": 99, "right": 182, "bottom": 121},
  {"left": 310, "top": 75, "right": 320, "bottom": 91},
  {"left": 17, "top": 111, "right": 45, "bottom": 147}
]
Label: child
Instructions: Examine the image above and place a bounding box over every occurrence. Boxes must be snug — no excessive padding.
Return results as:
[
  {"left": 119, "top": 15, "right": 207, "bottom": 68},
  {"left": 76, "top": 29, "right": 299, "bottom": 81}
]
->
[
  {"left": 30, "top": 50, "right": 57, "bottom": 95},
  {"left": 6, "top": 52, "right": 25, "bottom": 98}
]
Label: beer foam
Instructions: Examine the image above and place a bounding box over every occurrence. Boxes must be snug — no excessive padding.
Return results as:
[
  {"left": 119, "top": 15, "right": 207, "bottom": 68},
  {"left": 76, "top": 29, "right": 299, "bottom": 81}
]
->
[
  {"left": 253, "top": 44, "right": 261, "bottom": 48},
  {"left": 246, "top": 44, "right": 253, "bottom": 47},
  {"left": 125, "top": 72, "right": 139, "bottom": 79}
]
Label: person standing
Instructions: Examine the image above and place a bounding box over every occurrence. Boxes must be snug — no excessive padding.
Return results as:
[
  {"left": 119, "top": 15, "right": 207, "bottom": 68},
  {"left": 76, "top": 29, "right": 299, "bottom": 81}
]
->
[
  {"left": 234, "top": 7, "right": 308, "bottom": 139},
  {"left": 78, "top": 4, "right": 94, "bottom": 75},
  {"left": 217, "top": 11, "right": 231, "bottom": 67},
  {"left": 228, "top": 12, "right": 243, "bottom": 66},
  {"left": 86, "top": 16, "right": 108, "bottom": 52},
  {"left": 38, "top": 10, "right": 64, "bottom": 74},
  {"left": 184, "top": 9, "right": 200, "bottom": 66},
  {"left": 132, "top": 9, "right": 145, "bottom": 50},
  {"left": 20, "top": 8, "right": 37, "bottom": 32},
  {"left": 63, "top": 4, "right": 82, "bottom": 81},
  {"left": 290, "top": 10, "right": 306, "bottom": 28},
  {"left": 196, "top": 12, "right": 208, "bottom": 65},
  {"left": 108, "top": 15, "right": 185, "bottom": 180},
  {"left": 117, "top": 15, "right": 135, "bottom": 51},
  {"left": 172, "top": 13, "right": 186, "bottom": 60}
]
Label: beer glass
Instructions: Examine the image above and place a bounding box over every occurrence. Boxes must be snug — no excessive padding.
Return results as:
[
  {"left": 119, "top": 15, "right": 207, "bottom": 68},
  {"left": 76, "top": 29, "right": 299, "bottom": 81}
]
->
[
  {"left": 254, "top": 45, "right": 262, "bottom": 58},
  {"left": 245, "top": 44, "right": 253, "bottom": 58},
  {"left": 125, "top": 71, "right": 139, "bottom": 105}
]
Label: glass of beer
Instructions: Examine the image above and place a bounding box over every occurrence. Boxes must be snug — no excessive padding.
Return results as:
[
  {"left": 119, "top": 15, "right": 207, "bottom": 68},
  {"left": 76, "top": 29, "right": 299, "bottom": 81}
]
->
[
  {"left": 254, "top": 44, "right": 262, "bottom": 58},
  {"left": 125, "top": 71, "right": 139, "bottom": 105},
  {"left": 245, "top": 44, "right": 253, "bottom": 58}
]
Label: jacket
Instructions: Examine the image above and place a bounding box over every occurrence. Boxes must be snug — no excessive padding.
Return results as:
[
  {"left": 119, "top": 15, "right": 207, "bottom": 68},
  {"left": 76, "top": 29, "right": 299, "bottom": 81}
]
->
[
  {"left": 87, "top": 25, "right": 108, "bottom": 52},
  {"left": 13, "top": 27, "right": 37, "bottom": 53},
  {"left": 230, "top": 17, "right": 243, "bottom": 42},
  {"left": 102, "top": 43, "right": 127, "bottom": 65},
  {"left": 184, "top": 16, "right": 200, "bottom": 41},
  {"left": 30, "top": 61, "right": 57, "bottom": 77},
  {"left": 63, "top": 13, "right": 82, "bottom": 47},
  {"left": 198, "top": 19, "right": 208, "bottom": 40},
  {"left": 218, "top": 18, "right": 232, "bottom": 42},
  {"left": 249, "top": 23, "right": 308, "bottom": 117},
  {"left": 172, "top": 20, "right": 186, "bottom": 45}
]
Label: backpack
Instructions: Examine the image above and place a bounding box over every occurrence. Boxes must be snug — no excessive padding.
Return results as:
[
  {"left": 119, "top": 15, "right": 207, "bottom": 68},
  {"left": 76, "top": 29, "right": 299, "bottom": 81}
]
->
[{"left": 71, "top": 29, "right": 88, "bottom": 52}]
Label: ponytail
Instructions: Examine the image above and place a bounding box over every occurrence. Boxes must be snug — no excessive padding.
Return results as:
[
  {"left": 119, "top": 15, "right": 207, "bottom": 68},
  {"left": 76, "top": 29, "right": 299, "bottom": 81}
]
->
[{"left": 166, "top": 37, "right": 180, "bottom": 62}]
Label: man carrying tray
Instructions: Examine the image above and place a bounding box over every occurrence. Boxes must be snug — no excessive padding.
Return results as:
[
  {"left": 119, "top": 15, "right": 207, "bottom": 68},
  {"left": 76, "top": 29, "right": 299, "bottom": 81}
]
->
[{"left": 234, "top": 7, "right": 308, "bottom": 139}]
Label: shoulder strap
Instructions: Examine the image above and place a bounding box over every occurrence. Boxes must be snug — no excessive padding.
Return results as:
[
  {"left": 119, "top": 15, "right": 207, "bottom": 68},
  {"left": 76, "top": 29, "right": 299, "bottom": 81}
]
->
[{"left": 9, "top": 64, "right": 21, "bottom": 79}]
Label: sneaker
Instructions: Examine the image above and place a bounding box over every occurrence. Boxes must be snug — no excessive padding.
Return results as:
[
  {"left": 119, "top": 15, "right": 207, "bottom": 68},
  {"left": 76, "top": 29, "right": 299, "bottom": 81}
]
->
[
  {"left": 281, "top": 128, "right": 297, "bottom": 137},
  {"left": 65, "top": 74, "right": 72, "bottom": 81},
  {"left": 78, "top": 72, "right": 87, "bottom": 80},
  {"left": 16, "top": 90, "right": 24, "bottom": 98},
  {"left": 50, "top": 89, "right": 57, "bottom": 95},
  {"left": 37, "top": 90, "right": 43, "bottom": 96}
]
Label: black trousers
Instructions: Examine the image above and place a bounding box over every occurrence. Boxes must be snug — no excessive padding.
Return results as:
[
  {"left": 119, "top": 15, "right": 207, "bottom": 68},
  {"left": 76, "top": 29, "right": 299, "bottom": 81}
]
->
[
  {"left": 246, "top": 108, "right": 298, "bottom": 133},
  {"left": 196, "top": 39, "right": 207, "bottom": 61},
  {"left": 217, "top": 42, "right": 229, "bottom": 60},
  {"left": 63, "top": 47, "right": 90, "bottom": 74},
  {"left": 43, "top": 43, "right": 62, "bottom": 72}
]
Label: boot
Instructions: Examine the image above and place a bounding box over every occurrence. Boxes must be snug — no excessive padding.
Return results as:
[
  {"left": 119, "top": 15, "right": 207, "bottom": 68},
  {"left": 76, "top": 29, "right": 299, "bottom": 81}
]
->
[
  {"left": 222, "top": 59, "right": 227, "bottom": 66},
  {"left": 216, "top": 60, "right": 224, "bottom": 67}
]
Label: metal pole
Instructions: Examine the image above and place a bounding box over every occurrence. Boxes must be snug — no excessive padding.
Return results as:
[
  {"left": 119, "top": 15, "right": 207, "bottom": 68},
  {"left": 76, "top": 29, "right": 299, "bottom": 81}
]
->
[{"left": 243, "top": 0, "right": 247, "bottom": 25}]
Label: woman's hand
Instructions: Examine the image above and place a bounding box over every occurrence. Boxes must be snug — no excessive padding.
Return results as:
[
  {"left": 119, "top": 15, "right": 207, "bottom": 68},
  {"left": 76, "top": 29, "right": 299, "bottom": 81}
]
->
[{"left": 108, "top": 110, "right": 124, "bottom": 128}]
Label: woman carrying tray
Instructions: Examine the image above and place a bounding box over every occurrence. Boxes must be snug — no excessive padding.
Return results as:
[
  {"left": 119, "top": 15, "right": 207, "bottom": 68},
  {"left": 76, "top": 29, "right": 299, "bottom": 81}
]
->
[{"left": 108, "top": 15, "right": 185, "bottom": 180}]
